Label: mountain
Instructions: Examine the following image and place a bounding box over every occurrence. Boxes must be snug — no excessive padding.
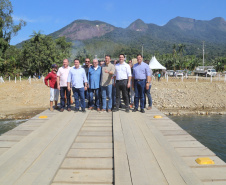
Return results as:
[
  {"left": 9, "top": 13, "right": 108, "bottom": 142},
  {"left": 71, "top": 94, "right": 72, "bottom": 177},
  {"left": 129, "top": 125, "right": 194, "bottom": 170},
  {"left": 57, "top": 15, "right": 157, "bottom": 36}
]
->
[{"left": 18, "top": 17, "right": 226, "bottom": 56}]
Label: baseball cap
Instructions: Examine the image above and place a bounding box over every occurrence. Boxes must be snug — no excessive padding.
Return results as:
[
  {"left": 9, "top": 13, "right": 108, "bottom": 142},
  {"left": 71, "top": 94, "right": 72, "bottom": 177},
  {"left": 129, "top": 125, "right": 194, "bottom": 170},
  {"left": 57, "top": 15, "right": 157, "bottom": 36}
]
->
[{"left": 51, "top": 64, "right": 58, "bottom": 68}]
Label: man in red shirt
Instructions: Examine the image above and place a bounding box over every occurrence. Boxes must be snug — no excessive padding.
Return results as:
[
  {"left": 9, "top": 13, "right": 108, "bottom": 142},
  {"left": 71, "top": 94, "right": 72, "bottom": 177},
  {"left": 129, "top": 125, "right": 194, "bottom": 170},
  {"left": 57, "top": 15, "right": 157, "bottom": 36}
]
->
[{"left": 44, "top": 64, "right": 59, "bottom": 111}]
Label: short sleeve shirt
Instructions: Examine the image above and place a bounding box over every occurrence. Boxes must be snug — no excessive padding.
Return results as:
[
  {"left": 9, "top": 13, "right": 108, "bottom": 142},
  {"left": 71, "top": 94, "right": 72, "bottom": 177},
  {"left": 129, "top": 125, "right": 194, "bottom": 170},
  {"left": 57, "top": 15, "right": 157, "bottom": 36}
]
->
[{"left": 101, "top": 63, "right": 115, "bottom": 86}]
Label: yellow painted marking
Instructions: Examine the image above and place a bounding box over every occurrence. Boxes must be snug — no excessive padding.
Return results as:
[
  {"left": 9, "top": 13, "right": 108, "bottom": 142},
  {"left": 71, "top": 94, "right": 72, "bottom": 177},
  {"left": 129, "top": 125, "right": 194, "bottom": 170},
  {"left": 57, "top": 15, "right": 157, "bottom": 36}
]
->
[
  {"left": 39, "top": 116, "right": 48, "bottom": 119},
  {"left": 195, "top": 157, "right": 215, "bottom": 165},
  {"left": 154, "top": 115, "right": 163, "bottom": 119}
]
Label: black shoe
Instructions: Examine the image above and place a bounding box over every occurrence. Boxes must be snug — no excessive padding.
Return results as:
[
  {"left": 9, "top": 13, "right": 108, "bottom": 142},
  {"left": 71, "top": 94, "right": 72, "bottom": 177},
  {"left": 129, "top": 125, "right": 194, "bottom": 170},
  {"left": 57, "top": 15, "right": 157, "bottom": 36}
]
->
[
  {"left": 140, "top": 109, "right": 145, "bottom": 113},
  {"left": 60, "top": 108, "right": 64, "bottom": 112},
  {"left": 74, "top": 108, "right": 79, "bottom": 113},
  {"left": 112, "top": 108, "right": 119, "bottom": 112},
  {"left": 125, "top": 108, "right": 130, "bottom": 113},
  {"left": 132, "top": 108, "right": 138, "bottom": 112},
  {"left": 82, "top": 108, "right": 86, "bottom": 113}
]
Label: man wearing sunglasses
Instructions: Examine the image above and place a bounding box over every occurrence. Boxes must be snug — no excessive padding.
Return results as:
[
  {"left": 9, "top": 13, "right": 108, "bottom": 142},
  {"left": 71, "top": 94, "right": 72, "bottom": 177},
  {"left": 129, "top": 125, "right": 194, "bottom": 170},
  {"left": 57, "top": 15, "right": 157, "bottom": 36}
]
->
[{"left": 82, "top": 58, "right": 91, "bottom": 107}]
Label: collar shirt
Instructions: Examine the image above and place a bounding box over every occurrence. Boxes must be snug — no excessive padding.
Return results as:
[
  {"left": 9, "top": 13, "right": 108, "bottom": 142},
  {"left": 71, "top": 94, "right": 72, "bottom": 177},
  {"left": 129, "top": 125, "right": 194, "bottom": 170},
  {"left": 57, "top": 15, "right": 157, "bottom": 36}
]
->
[
  {"left": 114, "top": 62, "right": 132, "bottom": 80},
  {"left": 132, "top": 61, "right": 151, "bottom": 80},
  {"left": 88, "top": 65, "right": 102, "bottom": 89},
  {"left": 57, "top": 66, "right": 71, "bottom": 87},
  {"left": 67, "top": 66, "right": 87, "bottom": 88},
  {"left": 101, "top": 63, "right": 115, "bottom": 86}
]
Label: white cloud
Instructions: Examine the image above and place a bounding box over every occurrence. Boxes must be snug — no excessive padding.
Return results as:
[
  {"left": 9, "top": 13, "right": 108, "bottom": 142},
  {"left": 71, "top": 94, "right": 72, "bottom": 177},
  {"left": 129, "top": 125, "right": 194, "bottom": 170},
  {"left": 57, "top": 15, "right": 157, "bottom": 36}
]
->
[{"left": 12, "top": 15, "right": 36, "bottom": 23}]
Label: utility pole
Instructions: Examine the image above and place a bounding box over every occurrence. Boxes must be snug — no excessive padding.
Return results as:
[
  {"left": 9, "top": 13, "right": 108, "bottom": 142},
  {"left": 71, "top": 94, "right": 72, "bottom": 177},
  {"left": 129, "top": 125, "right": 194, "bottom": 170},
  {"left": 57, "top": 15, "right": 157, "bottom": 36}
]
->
[{"left": 203, "top": 41, "right": 205, "bottom": 69}]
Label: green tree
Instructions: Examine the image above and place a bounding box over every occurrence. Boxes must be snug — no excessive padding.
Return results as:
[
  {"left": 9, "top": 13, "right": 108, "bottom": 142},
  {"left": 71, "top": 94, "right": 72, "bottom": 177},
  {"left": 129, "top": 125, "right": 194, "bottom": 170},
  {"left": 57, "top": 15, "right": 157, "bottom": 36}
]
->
[{"left": 0, "top": 0, "right": 26, "bottom": 57}]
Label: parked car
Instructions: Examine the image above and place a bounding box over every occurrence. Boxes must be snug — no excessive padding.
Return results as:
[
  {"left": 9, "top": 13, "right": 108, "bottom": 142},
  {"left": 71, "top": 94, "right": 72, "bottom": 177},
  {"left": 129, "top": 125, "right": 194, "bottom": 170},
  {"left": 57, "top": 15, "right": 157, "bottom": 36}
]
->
[
  {"left": 175, "top": 70, "right": 184, "bottom": 77},
  {"left": 166, "top": 70, "right": 175, "bottom": 76}
]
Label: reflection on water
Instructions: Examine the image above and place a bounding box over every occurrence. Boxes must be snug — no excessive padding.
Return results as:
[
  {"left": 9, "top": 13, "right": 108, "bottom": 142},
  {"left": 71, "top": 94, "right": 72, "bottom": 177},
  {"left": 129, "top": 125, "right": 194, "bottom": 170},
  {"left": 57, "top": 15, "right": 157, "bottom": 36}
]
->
[
  {"left": 170, "top": 115, "right": 226, "bottom": 162},
  {"left": 0, "top": 119, "right": 27, "bottom": 135}
]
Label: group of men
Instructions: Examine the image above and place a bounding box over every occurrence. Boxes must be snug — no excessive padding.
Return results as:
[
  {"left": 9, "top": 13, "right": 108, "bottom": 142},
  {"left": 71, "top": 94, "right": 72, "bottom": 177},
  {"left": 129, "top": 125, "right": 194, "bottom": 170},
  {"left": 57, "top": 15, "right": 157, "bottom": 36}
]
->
[{"left": 45, "top": 54, "right": 152, "bottom": 113}]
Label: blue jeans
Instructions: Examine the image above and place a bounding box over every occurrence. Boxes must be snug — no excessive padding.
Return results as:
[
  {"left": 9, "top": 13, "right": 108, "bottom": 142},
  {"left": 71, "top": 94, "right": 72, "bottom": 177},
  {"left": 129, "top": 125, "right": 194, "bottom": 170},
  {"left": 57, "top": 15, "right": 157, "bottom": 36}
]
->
[
  {"left": 89, "top": 88, "right": 100, "bottom": 108},
  {"left": 144, "top": 84, "right": 152, "bottom": 107},
  {"left": 134, "top": 79, "right": 146, "bottom": 109},
  {"left": 72, "top": 87, "right": 85, "bottom": 109},
  {"left": 60, "top": 87, "right": 71, "bottom": 109},
  {"left": 101, "top": 85, "right": 112, "bottom": 110}
]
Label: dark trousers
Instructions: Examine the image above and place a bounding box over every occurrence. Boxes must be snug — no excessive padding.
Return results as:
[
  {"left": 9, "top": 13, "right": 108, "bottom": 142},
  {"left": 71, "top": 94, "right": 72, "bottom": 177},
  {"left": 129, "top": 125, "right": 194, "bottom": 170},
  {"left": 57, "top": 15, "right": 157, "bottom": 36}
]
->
[
  {"left": 134, "top": 79, "right": 146, "bottom": 109},
  {"left": 115, "top": 80, "right": 129, "bottom": 109},
  {"left": 84, "top": 89, "right": 90, "bottom": 107},
  {"left": 72, "top": 87, "right": 85, "bottom": 109},
  {"left": 60, "top": 87, "right": 71, "bottom": 109}
]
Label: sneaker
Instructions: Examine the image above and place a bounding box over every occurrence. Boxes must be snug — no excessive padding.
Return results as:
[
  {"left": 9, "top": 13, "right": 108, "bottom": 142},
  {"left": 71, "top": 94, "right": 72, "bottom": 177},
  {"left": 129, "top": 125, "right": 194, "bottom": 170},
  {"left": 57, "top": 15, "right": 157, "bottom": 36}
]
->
[
  {"left": 88, "top": 107, "right": 93, "bottom": 110},
  {"left": 132, "top": 108, "right": 138, "bottom": 112},
  {"left": 97, "top": 108, "right": 100, "bottom": 111},
  {"left": 67, "top": 108, "right": 71, "bottom": 112},
  {"left": 140, "top": 109, "right": 145, "bottom": 113},
  {"left": 112, "top": 108, "right": 119, "bottom": 112},
  {"left": 82, "top": 108, "right": 86, "bottom": 113},
  {"left": 147, "top": 106, "right": 152, "bottom": 110},
  {"left": 74, "top": 108, "right": 79, "bottom": 113},
  {"left": 60, "top": 108, "right": 64, "bottom": 112},
  {"left": 125, "top": 108, "right": 130, "bottom": 113}
]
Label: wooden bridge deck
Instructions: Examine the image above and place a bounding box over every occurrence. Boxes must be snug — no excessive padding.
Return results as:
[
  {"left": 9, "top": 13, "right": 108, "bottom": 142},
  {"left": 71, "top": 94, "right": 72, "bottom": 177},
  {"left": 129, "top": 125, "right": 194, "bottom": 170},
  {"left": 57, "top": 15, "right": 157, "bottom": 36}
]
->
[{"left": 0, "top": 107, "right": 226, "bottom": 185}]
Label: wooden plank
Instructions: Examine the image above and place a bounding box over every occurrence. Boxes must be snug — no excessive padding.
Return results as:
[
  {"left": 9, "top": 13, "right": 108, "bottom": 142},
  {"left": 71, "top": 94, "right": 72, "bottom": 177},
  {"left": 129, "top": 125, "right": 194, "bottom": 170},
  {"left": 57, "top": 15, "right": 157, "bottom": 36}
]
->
[
  {"left": 203, "top": 181, "right": 226, "bottom": 185},
  {"left": 81, "top": 127, "right": 112, "bottom": 131},
  {"left": 160, "top": 130, "right": 188, "bottom": 135},
  {"left": 120, "top": 111, "right": 168, "bottom": 185},
  {"left": 79, "top": 131, "right": 112, "bottom": 136},
  {"left": 67, "top": 149, "right": 113, "bottom": 158},
  {"left": 165, "top": 135, "right": 196, "bottom": 142},
  {"left": 113, "top": 112, "right": 132, "bottom": 185},
  {"left": 192, "top": 167, "right": 226, "bottom": 181},
  {"left": 85, "top": 120, "right": 112, "bottom": 123},
  {"left": 52, "top": 183, "right": 111, "bottom": 185},
  {"left": 0, "top": 135, "right": 24, "bottom": 141},
  {"left": 75, "top": 136, "right": 112, "bottom": 143},
  {"left": 84, "top": 123, "right": 112, "bottom": 127},
  {"left": 3, "top": 130, "right": 32, "bottom": 136},
  {"left": 0, "top": 141, "right": 17, "bottom": 147},
  {"left": 53, "top": 169, "right": 113, "bottom": 184},
  {"left": 175, "top": 148, "right": 216, "bottom": 157},
  {"left": 14, "top": 111, "right": 89, "bottom": 185},
  {"left": 170, "top": 141, "right": 205, "bottom": 148},
  {"left": 61, "top": 158, "right": 113, "bottom": 169},
  {"left": 72, "top": 143, "right": 112, "bottom": 149}
]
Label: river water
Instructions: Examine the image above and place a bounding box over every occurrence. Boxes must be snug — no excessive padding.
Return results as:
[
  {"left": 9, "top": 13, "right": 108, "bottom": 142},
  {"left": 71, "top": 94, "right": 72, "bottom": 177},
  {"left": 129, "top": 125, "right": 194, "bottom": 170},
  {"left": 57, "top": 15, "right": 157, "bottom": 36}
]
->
[
  {"left": 169, "top": 115, "right": 226, "bottom": 162},
  {"left": 0, "top": 119, "right": 27, "bottom": 135}
]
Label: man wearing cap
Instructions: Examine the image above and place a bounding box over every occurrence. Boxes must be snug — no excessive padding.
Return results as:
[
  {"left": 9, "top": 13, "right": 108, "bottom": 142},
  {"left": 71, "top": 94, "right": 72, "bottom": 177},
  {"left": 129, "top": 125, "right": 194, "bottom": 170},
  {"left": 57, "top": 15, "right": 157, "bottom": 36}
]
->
[
  {"left": 67, "top": 58, "right": 88, "bottom": 112},
  {"left": 113, "top": 54, "right": 131, "bottom": 113},
  {"left": 132, "top": 54, "right": 151, "bottom": 113},
  {"left": 57, "top": 59, "right": 71, "bottom": 112},
  {"left": 44, "top": 64, "right": 59, "bottom": 111}
]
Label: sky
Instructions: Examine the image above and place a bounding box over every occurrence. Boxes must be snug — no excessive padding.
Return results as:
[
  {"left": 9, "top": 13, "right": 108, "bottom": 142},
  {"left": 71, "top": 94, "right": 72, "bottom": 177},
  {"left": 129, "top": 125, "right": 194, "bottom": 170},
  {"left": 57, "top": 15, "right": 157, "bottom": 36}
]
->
[{"left": 10, "top": 0, "right": 226, "bottom": 45}]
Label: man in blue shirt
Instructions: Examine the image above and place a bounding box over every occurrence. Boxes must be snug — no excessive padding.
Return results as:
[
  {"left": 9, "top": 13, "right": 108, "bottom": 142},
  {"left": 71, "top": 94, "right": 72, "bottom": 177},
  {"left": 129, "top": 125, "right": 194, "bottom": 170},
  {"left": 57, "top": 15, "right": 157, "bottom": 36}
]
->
[
  {"left": 132, "top": 54, "right": 151, "bottom": 113},
  {"left": 67, "top": 58, "right": 88, "bottom": 112},
  {"left": 87, "top": 59, "right": 102, "bottom": 111}
]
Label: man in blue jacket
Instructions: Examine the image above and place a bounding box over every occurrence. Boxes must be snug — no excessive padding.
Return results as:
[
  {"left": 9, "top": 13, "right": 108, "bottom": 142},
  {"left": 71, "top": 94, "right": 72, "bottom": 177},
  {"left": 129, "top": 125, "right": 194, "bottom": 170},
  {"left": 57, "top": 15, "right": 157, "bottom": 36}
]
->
[{"left": 87, "top": 59, "right": 102, "bottom": 111}]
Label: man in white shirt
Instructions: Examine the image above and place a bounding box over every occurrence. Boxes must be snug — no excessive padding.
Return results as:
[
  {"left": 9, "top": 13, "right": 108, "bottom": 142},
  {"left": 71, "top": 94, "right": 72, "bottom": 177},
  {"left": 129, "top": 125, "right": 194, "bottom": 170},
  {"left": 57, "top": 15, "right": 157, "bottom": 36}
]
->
[
  {"left": 113, "top": 54, "right": 131, "bottom": 112},
  {"left": 57, "top": 59, "right": 71, "bottom": 112}
]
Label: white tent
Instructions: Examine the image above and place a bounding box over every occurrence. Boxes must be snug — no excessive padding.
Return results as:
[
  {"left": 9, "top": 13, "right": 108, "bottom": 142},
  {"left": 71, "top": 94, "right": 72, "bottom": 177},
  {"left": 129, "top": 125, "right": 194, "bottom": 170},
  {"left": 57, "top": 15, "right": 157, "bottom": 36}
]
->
[{"left": 149, "top": 56, "right": 166, "bottom": 70}]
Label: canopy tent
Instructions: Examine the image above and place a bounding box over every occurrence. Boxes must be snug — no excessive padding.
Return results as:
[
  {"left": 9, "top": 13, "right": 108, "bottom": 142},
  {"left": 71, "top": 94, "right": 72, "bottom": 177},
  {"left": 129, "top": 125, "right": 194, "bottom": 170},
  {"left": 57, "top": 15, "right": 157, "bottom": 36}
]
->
[{"left": 149, "top": 56, "right": 166, "bottom": 70}]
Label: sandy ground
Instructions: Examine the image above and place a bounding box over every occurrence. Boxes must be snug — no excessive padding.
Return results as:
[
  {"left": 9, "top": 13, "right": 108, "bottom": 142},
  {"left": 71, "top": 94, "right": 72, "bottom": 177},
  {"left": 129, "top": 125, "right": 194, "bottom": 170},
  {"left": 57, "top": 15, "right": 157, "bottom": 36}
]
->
[{"left": 0, "top": 77, "right": 226, "bottom": 119}]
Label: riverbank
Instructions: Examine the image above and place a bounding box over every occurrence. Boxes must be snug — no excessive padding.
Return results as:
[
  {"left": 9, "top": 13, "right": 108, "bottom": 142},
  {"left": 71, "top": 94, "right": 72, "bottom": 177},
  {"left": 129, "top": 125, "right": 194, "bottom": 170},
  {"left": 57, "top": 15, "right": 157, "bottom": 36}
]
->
[{"left": 0, "top": 78, "right": 225, "bottom": 119}]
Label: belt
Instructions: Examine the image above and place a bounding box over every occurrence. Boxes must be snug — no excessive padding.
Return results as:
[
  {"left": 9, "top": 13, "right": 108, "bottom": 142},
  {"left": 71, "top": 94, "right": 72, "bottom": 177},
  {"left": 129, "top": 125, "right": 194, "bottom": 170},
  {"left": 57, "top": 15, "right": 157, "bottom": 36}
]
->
[
  {"left": 135, "top": 79, "right": 145, "bottom": 81},
  {"left": 116, "top": 79, "right": 127, "bottom": 82}
]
